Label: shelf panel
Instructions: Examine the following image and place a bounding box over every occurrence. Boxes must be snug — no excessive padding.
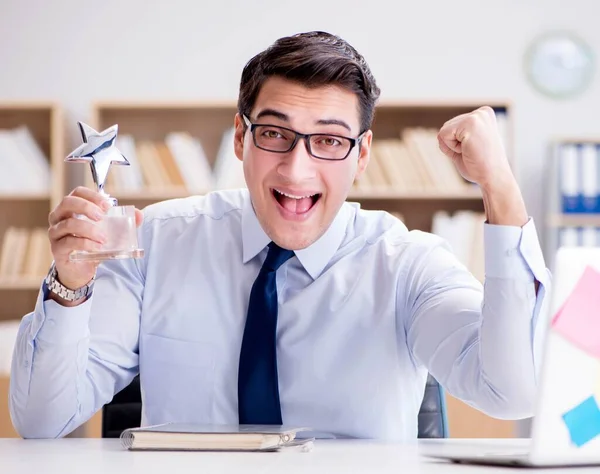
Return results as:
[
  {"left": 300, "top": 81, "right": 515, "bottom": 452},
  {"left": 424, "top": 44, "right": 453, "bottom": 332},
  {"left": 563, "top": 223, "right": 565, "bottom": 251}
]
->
[
  {"left": 92, "top": 99, "right": 510, "bottom": 111},
  {"left": 0, "top": 277, "right": 43, "bottom": 290},
  {"left": 93, "top": 100, "right": 237, "bottom": 110},
  {"left": 348, "top": 188, "right": 482, "bottom": 200},
  {"left": 107, "top": 188, "right": 195, "bottom": 201},
  {"left": 551, "top": 137, "right": 600, "bottom": 145},
  {"left": 0, "top": 193, "right": 51, "bottom": 201},
  {"left": 548, "top": 214, "right": 600, "bottom": 228},
  {"left": 108, "top": 188, "right": 483, "bottom": 202}
]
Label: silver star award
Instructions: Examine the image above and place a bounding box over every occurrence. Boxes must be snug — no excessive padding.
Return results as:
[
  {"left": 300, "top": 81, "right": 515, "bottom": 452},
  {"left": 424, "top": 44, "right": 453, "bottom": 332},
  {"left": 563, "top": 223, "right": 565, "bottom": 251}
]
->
[
  {"left": 65, "top": 121, "right": 144, "bottom": 262},
  {"left": 66, "top": 122, "right": 130, "bottom": 203}
]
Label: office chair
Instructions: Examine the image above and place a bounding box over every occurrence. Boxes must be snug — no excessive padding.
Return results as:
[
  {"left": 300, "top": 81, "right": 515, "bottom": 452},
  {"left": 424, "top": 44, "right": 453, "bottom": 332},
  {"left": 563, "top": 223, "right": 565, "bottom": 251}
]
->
[
  {"left": 102, "top": 374, "right": 448, "bottom": 438},
  {"left": 101, "top": 376, "right": 143, "bottom": 439},
  {"left": 417, "top": 374, "right": 449, "bottom": 438}
]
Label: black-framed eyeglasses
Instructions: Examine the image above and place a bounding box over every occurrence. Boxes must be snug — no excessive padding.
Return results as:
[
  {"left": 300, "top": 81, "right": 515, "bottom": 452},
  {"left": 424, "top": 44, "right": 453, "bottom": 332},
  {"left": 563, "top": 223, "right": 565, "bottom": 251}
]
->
[{"left": 242, "top": 115, "right": 366, "bottom": 161}]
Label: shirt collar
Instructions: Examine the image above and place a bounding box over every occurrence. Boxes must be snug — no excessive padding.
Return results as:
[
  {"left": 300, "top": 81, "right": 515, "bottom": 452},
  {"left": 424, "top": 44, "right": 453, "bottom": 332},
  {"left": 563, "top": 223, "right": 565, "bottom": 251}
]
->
[{"left": 241, "top": 191, "right": 351, "bottom": 280}]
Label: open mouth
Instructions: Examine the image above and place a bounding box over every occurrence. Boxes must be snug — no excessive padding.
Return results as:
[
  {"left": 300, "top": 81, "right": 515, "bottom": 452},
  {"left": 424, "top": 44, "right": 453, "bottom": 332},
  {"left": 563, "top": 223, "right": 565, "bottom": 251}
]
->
[{"left": 272, "top": 188, "right": 322, "bottom": 215}]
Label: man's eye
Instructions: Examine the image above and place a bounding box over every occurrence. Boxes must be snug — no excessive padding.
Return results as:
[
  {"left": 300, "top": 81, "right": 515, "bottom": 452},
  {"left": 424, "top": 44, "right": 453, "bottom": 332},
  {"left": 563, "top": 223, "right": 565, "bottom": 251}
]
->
[
  {"left": 317, "top": 136, "right": 342, "bottom": 147},
  {"left": 263, "top": 129, "right": 284, "bottom": 139}
]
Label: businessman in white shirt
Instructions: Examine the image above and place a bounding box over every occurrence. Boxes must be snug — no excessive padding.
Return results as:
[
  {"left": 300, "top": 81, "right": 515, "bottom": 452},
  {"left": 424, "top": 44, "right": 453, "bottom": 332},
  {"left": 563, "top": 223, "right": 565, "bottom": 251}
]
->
[{"left": 10, "top": 30, "right": 549, "bottom": 440}]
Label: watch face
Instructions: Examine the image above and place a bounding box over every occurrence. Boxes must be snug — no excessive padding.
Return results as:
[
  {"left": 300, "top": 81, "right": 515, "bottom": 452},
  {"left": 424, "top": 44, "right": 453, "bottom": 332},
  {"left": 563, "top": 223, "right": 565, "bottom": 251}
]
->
[{"left": 525, "top": 31, "right": 595, "bottom": 99}]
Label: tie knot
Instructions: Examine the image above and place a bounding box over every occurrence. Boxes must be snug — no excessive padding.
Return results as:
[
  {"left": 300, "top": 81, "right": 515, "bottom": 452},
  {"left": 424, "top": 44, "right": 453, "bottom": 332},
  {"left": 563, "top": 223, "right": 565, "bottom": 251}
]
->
[{"left": 262, "top": 242, "right": 294, "bottom": 272}]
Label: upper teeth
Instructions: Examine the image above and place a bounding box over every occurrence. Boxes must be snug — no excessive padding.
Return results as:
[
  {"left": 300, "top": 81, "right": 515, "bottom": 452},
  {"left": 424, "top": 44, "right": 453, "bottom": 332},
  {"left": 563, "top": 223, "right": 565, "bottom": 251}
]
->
[{"left": 275, "top": 189, "right": 315, "bottom": 199}]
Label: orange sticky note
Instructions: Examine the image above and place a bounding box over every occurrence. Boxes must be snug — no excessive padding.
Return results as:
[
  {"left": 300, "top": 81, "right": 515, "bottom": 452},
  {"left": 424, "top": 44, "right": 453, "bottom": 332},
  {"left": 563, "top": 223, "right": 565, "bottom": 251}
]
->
[{"left": 552, "top": 266, "right": 600, "bottom": 359}]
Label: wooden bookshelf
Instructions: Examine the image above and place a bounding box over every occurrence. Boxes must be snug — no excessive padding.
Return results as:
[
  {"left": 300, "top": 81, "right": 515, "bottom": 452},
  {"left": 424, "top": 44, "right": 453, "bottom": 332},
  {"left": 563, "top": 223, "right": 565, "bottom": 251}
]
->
[
  {"left": 361, "top": 102, "right": 512, "bottom": 231},
  {"left": 0, "top": 103, "right": 64, "bottom": 316},
  {"left": 547, "top": 214, "right": 600, "bottom": 228},
  {"left": 84, "top": 102, "right": 239, "bottom": 205},
  {"left": 86, "top": 101, "right": 512, "bottom": 231},
  {"left": 0, "top": 103, "right": 64, "bottom": 438},
  {"left": 78, "top": 100, "right": 516, "bottom": 439}
]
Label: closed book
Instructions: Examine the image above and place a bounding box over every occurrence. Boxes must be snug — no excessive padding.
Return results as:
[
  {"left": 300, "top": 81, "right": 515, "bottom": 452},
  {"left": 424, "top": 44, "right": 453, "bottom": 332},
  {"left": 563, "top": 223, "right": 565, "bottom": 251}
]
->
[
  {"left": 559, "top": 144, "right": 581, "bottom": 213},
  {"left": 120, "top": 423, "right": 313, "bottom": 452},
  {"left": 580, "top": 143, "right": 598, "bottom": 213}
]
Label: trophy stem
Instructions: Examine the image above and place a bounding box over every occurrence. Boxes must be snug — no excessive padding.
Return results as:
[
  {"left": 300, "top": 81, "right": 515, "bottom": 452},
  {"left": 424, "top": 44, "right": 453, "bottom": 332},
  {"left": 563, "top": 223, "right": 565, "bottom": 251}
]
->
[{"left": 99, "top": 189, "right": 118, "bottom": 207}]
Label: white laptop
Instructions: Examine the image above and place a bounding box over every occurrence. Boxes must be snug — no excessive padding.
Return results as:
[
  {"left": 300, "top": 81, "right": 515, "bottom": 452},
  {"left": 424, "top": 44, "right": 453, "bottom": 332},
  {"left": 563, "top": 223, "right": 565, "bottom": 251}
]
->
[{"left": 424, "top": 246, "right": 600, "bottom": 467}]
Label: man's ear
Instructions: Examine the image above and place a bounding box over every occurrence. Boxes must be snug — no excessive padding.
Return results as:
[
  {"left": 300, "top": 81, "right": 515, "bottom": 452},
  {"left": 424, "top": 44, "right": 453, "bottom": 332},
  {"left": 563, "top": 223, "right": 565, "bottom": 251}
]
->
[
  {"left": 233, "top": 113, "right": 245, "bottom": 162},
  {"left": 354, "top": 130, "right": 372, "bottom": 180}
]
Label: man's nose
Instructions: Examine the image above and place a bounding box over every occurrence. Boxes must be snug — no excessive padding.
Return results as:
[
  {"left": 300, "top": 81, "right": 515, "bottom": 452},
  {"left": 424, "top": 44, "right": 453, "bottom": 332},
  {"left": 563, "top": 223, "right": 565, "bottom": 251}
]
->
[{"left": 277, "top": 138, "right": 317, "bottom": 181}]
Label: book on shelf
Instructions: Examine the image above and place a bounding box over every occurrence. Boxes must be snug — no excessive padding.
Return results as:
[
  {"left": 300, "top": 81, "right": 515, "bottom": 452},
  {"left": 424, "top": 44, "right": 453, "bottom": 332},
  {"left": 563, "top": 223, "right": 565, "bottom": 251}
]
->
[
  {"left": 104, "top": 130, "right": 245, "bottom": 195},
  {"left": 213, "top": 127, "right": 246, "bottom": 190},
  {"left": 0, "top": 126, "right": 51, "bottom": 194},
  {"left": 558, "top": 227, "right": 600, "bottom": 248},
  {"left": 353, "top": 128, "right": 474, "bottom": 195},
  {"left": 120, "top": 423, "right": 313, "bottom": 452},
  {"left": 110, "top": 135, "right": 144, "bottom": 191},
  {"left": 432, "top": 210, "right": 486, "bottom": 282},
  {"left": 0, "top": 227, "right": 52, "bottom": 280},
  {"left": 165, "top": 131, "right": 214, "bottom": 192},
  {"left": 556, "top": 142, "right": 600, "bottom": 214},
  {"left": 0, "top": 320, "right": 20, "bottom": 376},
  {"left": 391, "top": 212, "right": 404, "bottom": 222}
]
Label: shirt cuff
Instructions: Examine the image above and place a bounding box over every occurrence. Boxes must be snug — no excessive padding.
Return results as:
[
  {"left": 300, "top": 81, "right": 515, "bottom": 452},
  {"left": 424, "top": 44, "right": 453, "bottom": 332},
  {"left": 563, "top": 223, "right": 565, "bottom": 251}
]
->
[
  {"left": 33, "top": 281, "right": 94, "bottom": 344},
  {"left": 484, "top": 217, "right": 548, "bottom": 284}
]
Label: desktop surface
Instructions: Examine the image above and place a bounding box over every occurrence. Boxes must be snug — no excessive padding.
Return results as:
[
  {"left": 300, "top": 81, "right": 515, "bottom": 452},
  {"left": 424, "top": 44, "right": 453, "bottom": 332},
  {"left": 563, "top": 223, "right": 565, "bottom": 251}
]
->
[{"left": 1, "top": 438, "right": 598, "bottom": 473}]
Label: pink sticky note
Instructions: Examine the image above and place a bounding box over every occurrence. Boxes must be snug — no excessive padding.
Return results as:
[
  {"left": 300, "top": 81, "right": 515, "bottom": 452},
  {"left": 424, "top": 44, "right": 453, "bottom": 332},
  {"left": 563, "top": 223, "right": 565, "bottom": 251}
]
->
[{"left": 552, "top": 266, "right": 600, "bottom": 359}]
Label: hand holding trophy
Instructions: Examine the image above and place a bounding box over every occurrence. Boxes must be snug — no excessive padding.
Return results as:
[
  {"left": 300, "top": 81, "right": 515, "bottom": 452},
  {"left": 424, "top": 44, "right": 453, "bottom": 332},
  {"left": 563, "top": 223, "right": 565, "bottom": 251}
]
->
[
  {"left": 64, "top": 122, "right": 144, "bottom": 262},
  {"left": 47, "top": 122, "right": 144, "bottom": 299}
]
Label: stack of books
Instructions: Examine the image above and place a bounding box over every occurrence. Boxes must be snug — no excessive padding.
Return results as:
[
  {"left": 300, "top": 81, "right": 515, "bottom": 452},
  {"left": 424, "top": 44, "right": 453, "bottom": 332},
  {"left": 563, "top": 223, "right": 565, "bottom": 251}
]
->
[
  {"left": 0, "top": 126, "right": 51, "bottom": 194},
  {"left": 0, "top": 320, "right": 19, "bottom": 376},
  {"left": 352, "top": 128, "right": 475, "bottom": 194},
  {"left": 431, "top": 210, "right": 486, "bottom": 282},
  {"left": 556, "top": 142, "right": 600, "bottom": 214},
  {"left": 0, "top": 227, "right": 52, "bottom": 281},
  {"left": 105, "top": 128, "right": 245, "bottom": 194},
  {"left": 554, "top": 141, "right": 600, "bottom": 249}
]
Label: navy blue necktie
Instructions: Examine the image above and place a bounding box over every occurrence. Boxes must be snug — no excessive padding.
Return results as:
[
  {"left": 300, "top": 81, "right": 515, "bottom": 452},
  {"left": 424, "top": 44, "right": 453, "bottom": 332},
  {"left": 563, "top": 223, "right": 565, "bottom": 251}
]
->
[{"left": 238, "top": 242, "right": 294, "bottom": 425}]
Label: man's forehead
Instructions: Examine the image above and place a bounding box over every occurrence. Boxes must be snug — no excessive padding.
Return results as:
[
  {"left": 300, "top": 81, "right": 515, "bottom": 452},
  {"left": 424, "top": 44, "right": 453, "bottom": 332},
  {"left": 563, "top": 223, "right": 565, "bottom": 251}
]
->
[{"left": 253, "top": 78, "right": 361, "bottom": 132}]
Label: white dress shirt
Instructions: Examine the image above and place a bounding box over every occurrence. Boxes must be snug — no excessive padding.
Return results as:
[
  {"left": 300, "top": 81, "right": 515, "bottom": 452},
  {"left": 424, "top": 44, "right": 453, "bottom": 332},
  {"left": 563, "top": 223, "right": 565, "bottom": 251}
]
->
[{"left": 9, "top": 189, "right": 550, "bottom": 440}]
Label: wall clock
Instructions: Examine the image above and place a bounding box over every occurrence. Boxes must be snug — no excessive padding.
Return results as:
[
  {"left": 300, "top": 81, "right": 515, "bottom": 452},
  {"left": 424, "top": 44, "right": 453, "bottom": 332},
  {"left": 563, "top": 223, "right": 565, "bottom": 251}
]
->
[{"left": 525, "top": 31, "right": 595, "bottom": 99}]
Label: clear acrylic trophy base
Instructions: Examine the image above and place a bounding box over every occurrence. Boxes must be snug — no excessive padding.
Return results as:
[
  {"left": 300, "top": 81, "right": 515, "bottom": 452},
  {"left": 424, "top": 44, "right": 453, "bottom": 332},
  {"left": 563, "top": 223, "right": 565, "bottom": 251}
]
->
[{"left": 69, "top": 202, "right": 144, "bottom": 263}]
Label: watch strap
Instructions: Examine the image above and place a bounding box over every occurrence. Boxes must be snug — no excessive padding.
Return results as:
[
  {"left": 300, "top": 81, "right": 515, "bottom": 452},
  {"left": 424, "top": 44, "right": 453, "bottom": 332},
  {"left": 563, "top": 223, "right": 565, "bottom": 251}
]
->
[{"left": 45, "top": 263, "right": 94, "bottom": 302}]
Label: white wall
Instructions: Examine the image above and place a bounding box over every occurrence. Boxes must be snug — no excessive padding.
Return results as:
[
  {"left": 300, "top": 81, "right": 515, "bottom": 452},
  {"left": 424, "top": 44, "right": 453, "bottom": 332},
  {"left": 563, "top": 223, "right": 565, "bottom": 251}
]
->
[{"left": 1, "top": 0, "right": 600, "bottom": 251}]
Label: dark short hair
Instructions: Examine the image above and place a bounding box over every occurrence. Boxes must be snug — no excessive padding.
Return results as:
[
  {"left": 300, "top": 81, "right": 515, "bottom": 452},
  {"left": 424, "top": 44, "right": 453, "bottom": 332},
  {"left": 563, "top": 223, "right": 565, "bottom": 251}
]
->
[{"left": 237, "top": 31, "right": 381, "bottom": 134}]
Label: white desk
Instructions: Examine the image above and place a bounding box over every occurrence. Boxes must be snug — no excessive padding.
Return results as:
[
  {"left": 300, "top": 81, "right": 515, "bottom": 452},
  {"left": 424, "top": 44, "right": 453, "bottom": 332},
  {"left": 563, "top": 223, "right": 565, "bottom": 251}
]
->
[{"left": 0, "top": 438, "right": 595, "bottom": 473}]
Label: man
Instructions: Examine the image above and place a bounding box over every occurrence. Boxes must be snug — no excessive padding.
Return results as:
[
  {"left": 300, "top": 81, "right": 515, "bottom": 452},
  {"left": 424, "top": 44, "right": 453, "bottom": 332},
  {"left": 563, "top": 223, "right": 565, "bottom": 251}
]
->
[{"left": 10, "top": 31, "right": 549, "bottom": 440}]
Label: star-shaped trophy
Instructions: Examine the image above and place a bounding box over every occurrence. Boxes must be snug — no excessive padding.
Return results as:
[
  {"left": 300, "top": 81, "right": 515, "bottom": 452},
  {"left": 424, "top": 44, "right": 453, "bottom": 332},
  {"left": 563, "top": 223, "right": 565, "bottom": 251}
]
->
[{"left": 65, "top": 122, "right": 144, "bottom": 262}]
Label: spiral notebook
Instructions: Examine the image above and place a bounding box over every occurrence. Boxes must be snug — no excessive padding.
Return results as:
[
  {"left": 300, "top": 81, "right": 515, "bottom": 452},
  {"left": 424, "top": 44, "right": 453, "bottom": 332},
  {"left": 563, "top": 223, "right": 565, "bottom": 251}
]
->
[{"left": 120, "top": 423, "right": 314, "bottom": 452}]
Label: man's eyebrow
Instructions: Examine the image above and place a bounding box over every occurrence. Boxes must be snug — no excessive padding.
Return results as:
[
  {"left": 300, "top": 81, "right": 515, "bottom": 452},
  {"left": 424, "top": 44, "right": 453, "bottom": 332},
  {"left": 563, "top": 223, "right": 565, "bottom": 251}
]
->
[
  {"left": 315, "top": 118, "right": 351, "bottom": 133},
  {"left": 255, "top": 109, "right": 289, "bottom": 121},
  {"left": 255, "top": 109, "right": 352, "bottom": 133}
]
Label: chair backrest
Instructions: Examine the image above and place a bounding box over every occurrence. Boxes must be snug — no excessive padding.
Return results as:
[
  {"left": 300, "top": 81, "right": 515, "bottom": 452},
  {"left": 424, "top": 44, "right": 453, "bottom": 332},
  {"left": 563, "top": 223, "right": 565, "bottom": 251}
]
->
[
  {"left": 101, "top": 376, "right": 142, "bottom": 439},
  {"left": 102, "top": 374, "right": 448, "bottom": 438},
  {"left": 417, "top": 374, "right": 449, "bottom": 438}
]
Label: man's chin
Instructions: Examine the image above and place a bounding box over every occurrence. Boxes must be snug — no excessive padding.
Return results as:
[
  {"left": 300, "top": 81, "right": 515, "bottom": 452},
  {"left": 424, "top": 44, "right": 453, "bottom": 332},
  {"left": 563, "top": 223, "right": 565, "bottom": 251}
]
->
[{"left": 268, "top": 229, "right": 318, "bottom": 251}]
